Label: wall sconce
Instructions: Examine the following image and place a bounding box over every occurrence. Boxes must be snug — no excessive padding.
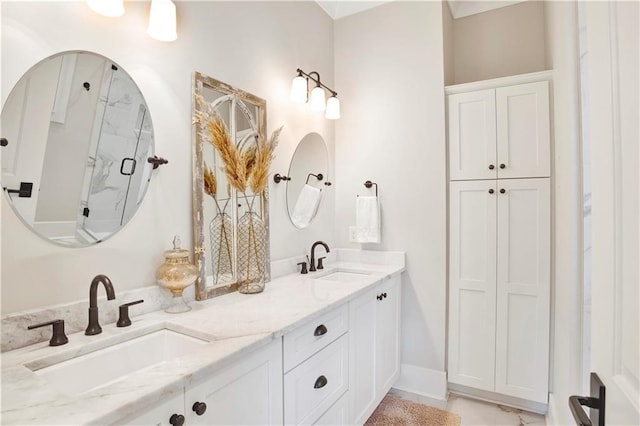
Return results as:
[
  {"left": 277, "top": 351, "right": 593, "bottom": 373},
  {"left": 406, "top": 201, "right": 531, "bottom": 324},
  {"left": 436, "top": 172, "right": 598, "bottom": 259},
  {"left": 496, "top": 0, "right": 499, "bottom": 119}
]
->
[
  {"left": 86, "top": 0, "right": 124, "bottom": 17},
  {"left": 85, "top": 0, "right": 177, "bottom": 42},
  {"left": 290, "top": 68, "right": 341, "bottom": 120},
  {"left": 148, "top": 0, "right": 177, "bottom": 42}
]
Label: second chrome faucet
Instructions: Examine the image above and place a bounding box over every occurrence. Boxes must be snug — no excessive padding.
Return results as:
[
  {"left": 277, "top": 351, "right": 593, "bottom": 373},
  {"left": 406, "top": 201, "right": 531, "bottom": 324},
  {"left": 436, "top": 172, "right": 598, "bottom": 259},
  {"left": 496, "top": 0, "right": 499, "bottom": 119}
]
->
[{"left": 85, "top": 274, "right": 116, "bottom": 335}]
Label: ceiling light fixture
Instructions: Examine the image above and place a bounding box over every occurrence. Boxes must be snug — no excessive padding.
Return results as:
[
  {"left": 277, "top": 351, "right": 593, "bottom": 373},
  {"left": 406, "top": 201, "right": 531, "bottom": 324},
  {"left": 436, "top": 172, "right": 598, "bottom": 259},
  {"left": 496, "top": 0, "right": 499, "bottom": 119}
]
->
[
  {"left": 86, "top": 0, "right": 125, "bottom": 17},
  {"left": 290, "top": 68, "right": 340, "bottom": 119},
  {"left": 148, "top": 0, "right": 178, "bottom": 42}
]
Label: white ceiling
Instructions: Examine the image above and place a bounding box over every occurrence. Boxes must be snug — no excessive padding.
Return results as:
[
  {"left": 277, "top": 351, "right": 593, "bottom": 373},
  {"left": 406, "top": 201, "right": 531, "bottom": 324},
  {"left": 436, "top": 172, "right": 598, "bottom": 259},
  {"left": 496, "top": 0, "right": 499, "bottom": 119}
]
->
[{"left": 315, "top": 0, "right": 528, "bottom": 20}]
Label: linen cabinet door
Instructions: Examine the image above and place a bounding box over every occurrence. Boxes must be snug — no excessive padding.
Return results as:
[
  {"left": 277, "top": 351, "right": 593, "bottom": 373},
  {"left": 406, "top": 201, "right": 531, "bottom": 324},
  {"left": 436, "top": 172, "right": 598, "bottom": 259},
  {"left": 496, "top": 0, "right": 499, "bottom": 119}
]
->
[
  {"left": 349, "top": 287, "right": 378, "bottom": 425},
  {"left": 375, "top": 276, "right": 401, "bottom": 397},
  {"left": 185, "top": 339, "right": 283, "bottom": 425},
  {"left": 496, "top": 81, "right": 550, "bottom": 179},
  {"left": 448, "top": 89, "right": 497, "bottom": 181},
  {"left": 494, "top": 178, "right": 550, "bottom": 403},
  {"left": 448, "top": 180, "right": 497, "bottom": 391}
]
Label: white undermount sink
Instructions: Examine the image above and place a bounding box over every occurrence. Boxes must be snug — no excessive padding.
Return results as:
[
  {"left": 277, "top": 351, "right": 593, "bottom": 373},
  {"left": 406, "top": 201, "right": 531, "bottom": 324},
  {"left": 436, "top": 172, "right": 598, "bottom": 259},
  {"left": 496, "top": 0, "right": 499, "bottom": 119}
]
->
[
  {"left": 26, "top": 329, "right": 208, "bottom": 395},
  {"left": 314, "top": 269, "right": 373, "bottom": 283}
]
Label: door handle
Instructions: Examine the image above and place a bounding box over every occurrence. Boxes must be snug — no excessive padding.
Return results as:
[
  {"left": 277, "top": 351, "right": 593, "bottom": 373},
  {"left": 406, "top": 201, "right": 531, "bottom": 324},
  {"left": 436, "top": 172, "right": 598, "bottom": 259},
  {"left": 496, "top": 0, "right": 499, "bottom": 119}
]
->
[
  {"left": 568, "top": 373, "right": 605, "bottom": 426},
  {"left": 120, "top": 157, "right": 137, "bottom": 176}
]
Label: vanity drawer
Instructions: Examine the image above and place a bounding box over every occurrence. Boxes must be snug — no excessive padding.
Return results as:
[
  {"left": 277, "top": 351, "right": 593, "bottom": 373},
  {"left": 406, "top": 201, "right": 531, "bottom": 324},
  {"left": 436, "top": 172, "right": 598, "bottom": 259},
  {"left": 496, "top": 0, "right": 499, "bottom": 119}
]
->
[
  {"left": 313, "top": 392, "right": 348, "bottom": 426},
  {"left": 284, "top": 303, "right": 348, "bottom": 372},
  {"left": 284, "top": 333, "right": 349, "bottom": 425}
]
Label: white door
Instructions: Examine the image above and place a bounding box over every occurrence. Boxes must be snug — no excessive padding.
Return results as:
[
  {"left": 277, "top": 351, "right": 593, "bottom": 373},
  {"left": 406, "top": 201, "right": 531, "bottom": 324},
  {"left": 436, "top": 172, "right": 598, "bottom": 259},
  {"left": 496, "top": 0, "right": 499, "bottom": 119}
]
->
[
  {"left": 579, "top": 1, "right": 639, "bottom": 425},
  {"left": 448, "top": 180, "right": 497, "bottom": 391},
  {"left": 186, "top": 340, "right": 283, "bottom": 425},
  {"left": 496, "top": 81, "right": 550, "bottom": 179},
  {"left": 349, "top": 287, "right": 377, "bottom": 425},
  {"left": 375, "top": 276, "right": 401, "bottom": 396},
  {"left": 448, "top": 89, "right": 497, "bottom": 181},
  {"left": 494, "top": 178, "right": 550, "bottom": 403}
]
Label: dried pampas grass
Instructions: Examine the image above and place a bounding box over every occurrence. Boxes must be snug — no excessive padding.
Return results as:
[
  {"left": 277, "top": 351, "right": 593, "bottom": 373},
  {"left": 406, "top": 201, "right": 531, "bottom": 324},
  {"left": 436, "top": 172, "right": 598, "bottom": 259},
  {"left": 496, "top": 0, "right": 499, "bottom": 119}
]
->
[
  {"left": 195, "top": 92, "right": 282, "bottom": 196},
  {"left": 249, "top": 126, "right": 283, "bottom": 193},
  {"left": 203, "top": 163, "right": 217, "bottom": 197}
]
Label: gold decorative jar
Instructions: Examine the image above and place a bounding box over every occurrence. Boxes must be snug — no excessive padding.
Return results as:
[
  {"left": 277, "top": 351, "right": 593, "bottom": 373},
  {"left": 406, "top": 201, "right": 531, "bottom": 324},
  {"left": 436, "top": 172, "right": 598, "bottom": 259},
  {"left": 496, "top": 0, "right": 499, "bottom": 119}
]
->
[{"left": 156, "top": 236, "right": 198, "bottom": 313}]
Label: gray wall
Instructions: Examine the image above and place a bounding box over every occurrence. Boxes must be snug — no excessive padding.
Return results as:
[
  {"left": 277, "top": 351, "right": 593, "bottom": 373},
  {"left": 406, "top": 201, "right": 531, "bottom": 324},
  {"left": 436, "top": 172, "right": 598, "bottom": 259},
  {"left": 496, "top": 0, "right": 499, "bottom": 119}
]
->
[
  {"left": 453, "top": 1, "right": 547, "bottom": 84},
  {"left": 335, "top": 1, "right": 448, "bottom": 398}
]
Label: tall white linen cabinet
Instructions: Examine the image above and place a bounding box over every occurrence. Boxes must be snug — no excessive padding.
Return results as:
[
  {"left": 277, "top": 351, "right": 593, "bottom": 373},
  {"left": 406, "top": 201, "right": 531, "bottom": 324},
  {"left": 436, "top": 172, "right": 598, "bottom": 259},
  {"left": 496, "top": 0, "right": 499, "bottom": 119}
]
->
[{"left": 446, "top": 72, "right": 552, "bottom": 411}]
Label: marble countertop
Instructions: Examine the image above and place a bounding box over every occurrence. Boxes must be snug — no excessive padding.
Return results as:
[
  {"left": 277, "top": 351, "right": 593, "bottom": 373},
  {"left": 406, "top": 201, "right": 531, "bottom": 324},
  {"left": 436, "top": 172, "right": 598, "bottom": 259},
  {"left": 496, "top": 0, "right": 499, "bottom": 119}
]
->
[{"left": 1, "top": 255, "right": 404, "bottom": 425}]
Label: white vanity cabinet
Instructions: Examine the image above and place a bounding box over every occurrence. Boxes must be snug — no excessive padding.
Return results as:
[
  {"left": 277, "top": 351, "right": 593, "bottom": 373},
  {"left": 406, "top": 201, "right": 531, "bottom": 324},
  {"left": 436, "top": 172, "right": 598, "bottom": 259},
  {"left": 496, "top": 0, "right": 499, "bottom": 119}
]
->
[
  {"left": 448, "top": 80, "right": 550, "bottom": 181},
  {"left": 283, "top": 304, "right": 349, "bottom": 425},
  {"left": 122, "top": 339, "right": 283, "bottom": 426},
  {"left": 349, "top": 275, "right": 401, "bottom": 425}
]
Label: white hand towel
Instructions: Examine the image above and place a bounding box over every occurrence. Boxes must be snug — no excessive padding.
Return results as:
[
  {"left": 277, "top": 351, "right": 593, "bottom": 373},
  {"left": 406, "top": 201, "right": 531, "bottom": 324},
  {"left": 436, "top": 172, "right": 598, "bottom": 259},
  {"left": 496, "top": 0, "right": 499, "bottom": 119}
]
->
[
  {"left": 291, "top": 184, "right": 321, "bottom": 228},
  {"left": 349, "top": 195, "right": 381, "bottom": 243}
]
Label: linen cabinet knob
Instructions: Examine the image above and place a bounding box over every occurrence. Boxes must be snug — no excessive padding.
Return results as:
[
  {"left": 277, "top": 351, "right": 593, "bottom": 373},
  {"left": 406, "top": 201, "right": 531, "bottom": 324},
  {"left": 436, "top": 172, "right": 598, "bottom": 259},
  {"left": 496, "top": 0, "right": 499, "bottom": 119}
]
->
[
  {"left": 192, "top": 401, "right": 207, "bottom": 416},
  {"left": 489, "top": 164, "right": 495, "bottom": 170},
  {"left": 500, "top": 163, "right": 506, "bottom": 169},
  {"left": 500, "top": 188, "right": 506, "bottom": 194},
  {"left": 488, "top": 189, "right": 495, "bottom": 194}
]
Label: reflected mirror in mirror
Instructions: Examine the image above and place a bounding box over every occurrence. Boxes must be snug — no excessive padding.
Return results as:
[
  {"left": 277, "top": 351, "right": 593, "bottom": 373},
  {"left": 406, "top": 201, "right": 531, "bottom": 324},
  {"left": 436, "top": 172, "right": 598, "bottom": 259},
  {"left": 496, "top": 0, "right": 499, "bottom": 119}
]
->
[
  {"left": 192, "top": 72, "right": 270, "bottom": 300},
  {"left": 1, "top": 51, "right": 155, "bottom": 247},
  {"left": 286, "top": 132, "right": 329, "bottom": 229}
]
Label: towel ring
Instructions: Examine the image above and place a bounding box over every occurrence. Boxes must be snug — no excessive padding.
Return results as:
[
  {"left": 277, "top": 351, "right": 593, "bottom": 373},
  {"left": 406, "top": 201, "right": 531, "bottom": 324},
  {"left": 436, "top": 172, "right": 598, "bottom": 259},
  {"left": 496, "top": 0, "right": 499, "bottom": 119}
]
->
[
  {"left": 306, "top": 173, "right": 324, "bottom": 184},
  {"left": 364, "top": 180, "right": 378, "bottom": 197}
]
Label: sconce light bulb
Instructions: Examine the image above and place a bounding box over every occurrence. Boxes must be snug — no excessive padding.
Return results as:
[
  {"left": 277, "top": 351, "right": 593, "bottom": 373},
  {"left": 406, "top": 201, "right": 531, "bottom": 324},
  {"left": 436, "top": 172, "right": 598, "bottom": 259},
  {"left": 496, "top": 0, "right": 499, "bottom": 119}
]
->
[
  {"left": 309, "top": 85, "right": 326, "bottom": 112},
  {"left": 290, "top": 75, "right": 308, "bottom": 103},
  {"left": 325, "top": 96, "right": 341, "bottom": 120},
  {"left": 86, "top": 0, "right": 124, "bottom": 17},
  {"left": 148, "top": 0, "right": 178, "bottom": 42}
]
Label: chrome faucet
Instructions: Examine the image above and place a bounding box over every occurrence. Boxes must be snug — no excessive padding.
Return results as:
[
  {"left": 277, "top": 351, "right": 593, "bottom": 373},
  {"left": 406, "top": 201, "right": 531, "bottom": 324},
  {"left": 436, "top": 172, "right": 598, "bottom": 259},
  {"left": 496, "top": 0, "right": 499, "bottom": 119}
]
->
[
  {"left": 85, "top": 274, "right": 116, "bottom": 335},
  {"left": 309, "top": 241, "right": 330, "bottom": 272}
]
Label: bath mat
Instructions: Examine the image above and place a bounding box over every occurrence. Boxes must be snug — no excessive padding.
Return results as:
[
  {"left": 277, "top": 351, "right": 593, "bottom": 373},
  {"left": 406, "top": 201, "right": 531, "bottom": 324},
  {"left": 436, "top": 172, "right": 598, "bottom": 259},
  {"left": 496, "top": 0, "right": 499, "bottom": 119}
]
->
[{"left": 365, "top": 395, "right": 461, "bottom": 426}]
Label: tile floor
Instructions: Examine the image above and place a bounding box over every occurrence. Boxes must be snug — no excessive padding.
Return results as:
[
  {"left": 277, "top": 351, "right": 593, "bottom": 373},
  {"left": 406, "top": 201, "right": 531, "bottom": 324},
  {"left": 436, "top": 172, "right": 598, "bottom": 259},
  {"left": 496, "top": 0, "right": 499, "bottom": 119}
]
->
[{"left": 388, "top": 389, "right": 547, "bottom": 425}]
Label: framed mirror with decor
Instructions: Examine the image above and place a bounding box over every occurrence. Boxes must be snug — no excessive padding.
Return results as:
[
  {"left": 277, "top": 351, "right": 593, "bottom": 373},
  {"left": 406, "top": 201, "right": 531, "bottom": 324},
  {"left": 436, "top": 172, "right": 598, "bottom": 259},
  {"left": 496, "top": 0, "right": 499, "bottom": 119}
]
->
[{"left": 192, "top": 72, "right": 276, "bottom": 299}]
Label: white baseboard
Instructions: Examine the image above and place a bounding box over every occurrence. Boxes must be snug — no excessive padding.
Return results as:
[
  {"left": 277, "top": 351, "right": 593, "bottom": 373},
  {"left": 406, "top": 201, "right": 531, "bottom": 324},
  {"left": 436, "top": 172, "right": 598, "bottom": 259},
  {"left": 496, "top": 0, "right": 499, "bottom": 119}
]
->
[
  {"left": 546, "top": 392, "right": 561, "bottom": 425},
  {"left": 392, "top": 364, "right": 448, "bottom": 402}
]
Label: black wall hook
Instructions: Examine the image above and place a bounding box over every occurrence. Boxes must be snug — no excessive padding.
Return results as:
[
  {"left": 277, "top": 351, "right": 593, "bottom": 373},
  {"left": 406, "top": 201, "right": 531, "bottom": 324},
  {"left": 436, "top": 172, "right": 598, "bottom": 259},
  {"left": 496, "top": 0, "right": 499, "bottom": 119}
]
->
[
  {"left": 147, "top": 156, "right": 168, "bottom": 169},
  {"left": 83, "top": 82, "right": 91, "bottom": 91}
]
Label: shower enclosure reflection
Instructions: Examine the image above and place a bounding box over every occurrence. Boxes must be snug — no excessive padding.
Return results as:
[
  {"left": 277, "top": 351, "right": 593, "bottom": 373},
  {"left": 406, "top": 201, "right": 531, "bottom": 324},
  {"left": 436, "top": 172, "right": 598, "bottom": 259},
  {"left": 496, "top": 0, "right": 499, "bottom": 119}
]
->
[{"left": 1, "top": 51, "right": 155, "bottom": 246}]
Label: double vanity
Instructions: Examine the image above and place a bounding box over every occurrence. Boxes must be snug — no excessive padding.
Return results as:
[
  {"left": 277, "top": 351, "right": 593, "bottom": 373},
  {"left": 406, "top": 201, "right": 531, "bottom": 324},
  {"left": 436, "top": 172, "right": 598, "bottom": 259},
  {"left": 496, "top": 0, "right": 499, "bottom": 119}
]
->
[{"left": 1, "top": 250, "right": 404, "bottom": 425}]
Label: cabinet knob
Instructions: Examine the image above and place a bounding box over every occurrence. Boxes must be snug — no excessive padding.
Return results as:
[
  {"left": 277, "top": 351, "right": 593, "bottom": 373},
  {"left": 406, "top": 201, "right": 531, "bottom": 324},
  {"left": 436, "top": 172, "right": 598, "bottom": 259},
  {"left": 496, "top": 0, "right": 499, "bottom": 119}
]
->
[
  {"left": 377, "top": 294, "right": 383, "bottom": 301},
  {"left": 488, "top": 188, "right": 494, "bottom": 194},
  {"left": 382, "top": 292, "right": 387, "bottom": 298},
  {"left": 489, "top": 164, "right": 495, "bottom": 170},
  {"left": 500, "top": 188, "right": 506, "bottom": 194},
  {"left": 169, "top": 413, "right": 185, "bottom": 426},
  {"left": 314, "top": 375, "right": 328, "bottom": 389},
  {"left": 500, "top": 163, "right": 506, "bottom": 169},
  {"left": 192, "top": 401, "right": 207, "bottom": 416},
  {"left": 314, "top": 324, "right": 328, "bottom": 336}
]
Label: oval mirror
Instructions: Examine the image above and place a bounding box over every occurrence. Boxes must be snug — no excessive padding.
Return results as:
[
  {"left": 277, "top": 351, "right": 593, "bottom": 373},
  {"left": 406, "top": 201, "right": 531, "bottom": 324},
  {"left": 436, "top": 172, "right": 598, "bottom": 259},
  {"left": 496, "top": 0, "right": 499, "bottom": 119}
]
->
[
  {"left": 1, "top": 51, "right": 155, "bottom": 247},
  {"left": 286, "top": 133, "right": 329, "bottom": 229}
]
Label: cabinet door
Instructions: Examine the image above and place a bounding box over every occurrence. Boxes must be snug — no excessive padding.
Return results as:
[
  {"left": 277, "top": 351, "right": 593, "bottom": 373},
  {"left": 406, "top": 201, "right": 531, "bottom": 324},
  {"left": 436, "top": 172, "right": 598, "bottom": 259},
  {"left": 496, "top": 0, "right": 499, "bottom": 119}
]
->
[
  {"left": 349, "top": 287, "right": 378, "bottom": 425},
  {"left": 375, "top": 276, "right": 401, "bottom": 397},
  {"left": 494, "top": 178, "right": 550, "bottom": 403},
  {"left": 448, "top": 180, "right": 497, "bottom": 391},
  {"left": 185, "top": 339, "right": 283, "bottom": 425},
  {"left": 448, "top": 89, "right": 497, "bottom": 181},
  {"left": 496, "top": 81, "right": 550, "bottom": 178},
  {"left": 121, "top": 391, "right": 185, "bottom": 426},
  {"left": 314, "top": 392, "right": 348, "bottom": 426}
]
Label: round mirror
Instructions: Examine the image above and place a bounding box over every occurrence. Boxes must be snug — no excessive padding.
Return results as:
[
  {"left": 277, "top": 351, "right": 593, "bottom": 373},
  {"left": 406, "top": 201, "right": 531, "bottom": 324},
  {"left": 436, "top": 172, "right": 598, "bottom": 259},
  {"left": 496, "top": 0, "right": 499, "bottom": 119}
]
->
[
  {"left": 1, "top": 51, "right": 155, "bottom": 247},
  {"left": 286, "top": 133, "right": 329, "bottom": 229}
]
